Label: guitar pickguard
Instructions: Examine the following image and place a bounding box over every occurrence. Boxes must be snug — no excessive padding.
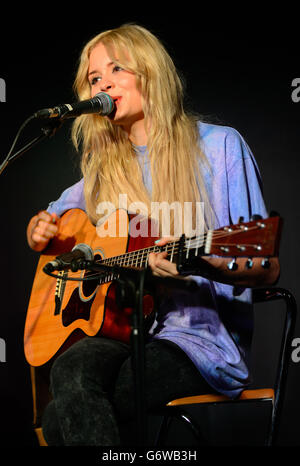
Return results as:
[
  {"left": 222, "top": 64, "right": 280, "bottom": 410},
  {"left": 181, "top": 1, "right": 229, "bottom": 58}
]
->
[
  {"left": 61, "top": 287, "right": 95, "bottom": 326},
  {"left": 61, "top": 268, "right": 101, "bottom": 327}
]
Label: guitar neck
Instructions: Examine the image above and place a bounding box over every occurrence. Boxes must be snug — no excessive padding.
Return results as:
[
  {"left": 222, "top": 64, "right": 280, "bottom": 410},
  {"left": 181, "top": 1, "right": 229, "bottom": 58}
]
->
[
  {"left": 96, "top": 214, "right": 282, "bottom": 273},
  {"left": 100, "top": 238, "right": 185, "bottom": 270}
]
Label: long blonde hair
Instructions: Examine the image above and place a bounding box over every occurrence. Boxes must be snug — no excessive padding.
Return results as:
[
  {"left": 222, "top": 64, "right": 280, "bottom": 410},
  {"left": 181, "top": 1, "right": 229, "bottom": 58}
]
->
[{"left": 72, "top": 24, "right": 214, "bottom": 235}]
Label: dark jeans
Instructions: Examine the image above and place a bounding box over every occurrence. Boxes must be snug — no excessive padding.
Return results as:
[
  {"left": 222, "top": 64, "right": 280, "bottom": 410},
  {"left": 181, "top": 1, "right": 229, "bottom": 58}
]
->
[{"left": 42, "top": 336, "right": 213, "bottom": 446}]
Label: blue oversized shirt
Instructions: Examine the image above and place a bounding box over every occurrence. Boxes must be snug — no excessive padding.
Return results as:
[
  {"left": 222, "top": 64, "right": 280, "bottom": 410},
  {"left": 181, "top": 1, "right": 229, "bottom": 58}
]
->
[{"left": 47, "top": 122, "right": 268, "bottom": 398}]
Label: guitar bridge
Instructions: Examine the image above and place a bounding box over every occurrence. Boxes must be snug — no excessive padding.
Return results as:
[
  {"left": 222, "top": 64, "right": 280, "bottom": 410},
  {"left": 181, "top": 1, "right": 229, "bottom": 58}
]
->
[{"left": 54, "top": 270, "right": 68, "bottom": 315}]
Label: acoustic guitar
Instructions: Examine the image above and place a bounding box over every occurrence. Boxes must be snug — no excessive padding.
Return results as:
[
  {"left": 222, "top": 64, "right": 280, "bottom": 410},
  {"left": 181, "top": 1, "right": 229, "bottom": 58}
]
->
[{"left": 24, "top": 208, "right": 282, "bottom": 367}]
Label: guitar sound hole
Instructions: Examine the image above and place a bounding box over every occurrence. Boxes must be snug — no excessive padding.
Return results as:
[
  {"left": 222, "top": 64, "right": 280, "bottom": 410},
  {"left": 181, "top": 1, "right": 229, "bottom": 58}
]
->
[{"left": 61, "top": 254, "right": 102, "bottom": 327}]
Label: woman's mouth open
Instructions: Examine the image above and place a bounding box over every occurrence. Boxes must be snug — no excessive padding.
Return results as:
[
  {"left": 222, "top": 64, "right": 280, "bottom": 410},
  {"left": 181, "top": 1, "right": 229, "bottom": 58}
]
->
[{"left": 113, "top": 96, "right": 122, "bottom": 106}]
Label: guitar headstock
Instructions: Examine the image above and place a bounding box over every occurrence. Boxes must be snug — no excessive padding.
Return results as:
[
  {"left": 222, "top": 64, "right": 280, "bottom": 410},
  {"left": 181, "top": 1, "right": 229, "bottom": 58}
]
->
[{"left": 205, "top": 215, "right": 283, "bottom": 258}]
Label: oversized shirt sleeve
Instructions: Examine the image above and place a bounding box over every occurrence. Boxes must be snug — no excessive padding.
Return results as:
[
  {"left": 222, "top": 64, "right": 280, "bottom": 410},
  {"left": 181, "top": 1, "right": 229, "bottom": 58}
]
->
[{"left": 46, "top": 178, "right": 86, "bottom": 216}]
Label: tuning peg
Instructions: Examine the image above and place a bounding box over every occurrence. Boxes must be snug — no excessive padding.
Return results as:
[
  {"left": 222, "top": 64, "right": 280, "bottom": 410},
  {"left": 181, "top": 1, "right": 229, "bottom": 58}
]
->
[
  {"left": 261, "top": 258, "right": 271, "bottom": 269},
  {"left": 238, "top": 216, "right": 244, "bottom": 223},
  {"left": 227, "top": 258, "right": 238, "bottom": 271},
  {"left": 245, "top": 258, "right": 253, "bottom": 269},
  {"left": 251, "top": 214, "right": 262, "bottom": 221}
]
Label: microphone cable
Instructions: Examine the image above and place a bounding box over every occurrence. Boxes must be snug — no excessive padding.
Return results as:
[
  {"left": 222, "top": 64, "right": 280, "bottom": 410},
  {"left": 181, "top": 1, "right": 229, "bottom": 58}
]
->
[
  {"left": 0, "top": 114, "right": 62, "bottom": 176},
  {"left": 0, "top": 114, "right": 35, "bottom": 175}
]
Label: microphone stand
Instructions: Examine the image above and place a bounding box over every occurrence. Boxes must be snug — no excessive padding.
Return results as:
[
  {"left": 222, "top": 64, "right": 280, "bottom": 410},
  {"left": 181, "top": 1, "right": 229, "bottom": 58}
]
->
[
  {"left": 85, "top": 261, "right": 149, "bottom": 446},
  {"left": 83, "top": 260, "right": 198, "bottom": 446},
  {"left": 3, "top": 115, "right": 197, "bottom": 445}
]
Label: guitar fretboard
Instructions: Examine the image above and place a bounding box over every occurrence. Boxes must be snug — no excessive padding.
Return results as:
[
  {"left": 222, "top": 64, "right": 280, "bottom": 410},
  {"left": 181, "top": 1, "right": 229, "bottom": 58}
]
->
[
  {"left": 98, "top": 235, "right": 206, "bottom": 269},
  {"left": 89, "top": 235, "right": 207, "bottom": 285}
]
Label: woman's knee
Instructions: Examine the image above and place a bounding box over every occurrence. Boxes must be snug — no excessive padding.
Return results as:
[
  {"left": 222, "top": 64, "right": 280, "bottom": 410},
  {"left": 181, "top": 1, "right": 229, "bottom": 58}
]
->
[
  {"left": 50, "top": 337, "right": 130, "bottom": 395},
  {"left": 50, "top": 339, "right": 89, "bottom": 391}
]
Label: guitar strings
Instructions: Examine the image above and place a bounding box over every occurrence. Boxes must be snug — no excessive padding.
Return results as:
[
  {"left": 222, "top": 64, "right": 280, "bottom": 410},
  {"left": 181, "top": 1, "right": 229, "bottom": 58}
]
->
[
  {"left": 96, "top": 225, "right": 261, "bottom": 267},
  {"left": 56, "top": 224, "right": 261, "bottom": 282}
]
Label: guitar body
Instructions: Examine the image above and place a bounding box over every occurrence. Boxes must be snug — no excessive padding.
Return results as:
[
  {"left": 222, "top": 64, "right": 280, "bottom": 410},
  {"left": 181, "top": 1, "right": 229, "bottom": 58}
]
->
[{"left": 24, "top": 208, "right": 158, "bottom": 367}]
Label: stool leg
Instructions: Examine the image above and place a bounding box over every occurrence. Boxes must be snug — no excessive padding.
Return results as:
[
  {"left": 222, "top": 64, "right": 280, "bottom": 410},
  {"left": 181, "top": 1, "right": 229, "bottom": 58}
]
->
[
  {"left": 155, "top": 414, "right": 172, "bottom": 446},
  {"left": 175, "top": 409, "right": 206, "bottom": 445},
  {"left": 155, "top": 408, "right": 206, "bottom": 446}
]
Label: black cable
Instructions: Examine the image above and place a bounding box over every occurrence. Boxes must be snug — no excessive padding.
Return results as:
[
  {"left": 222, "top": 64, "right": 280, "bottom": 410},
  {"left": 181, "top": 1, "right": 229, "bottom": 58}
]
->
[
  {"left": 42, "top": 267, "right": 108, "bottom": 282},
  {"left": 6, "top": 134, "right": 46, "bottom": 166},
  {"left": 0, "top": 114, "right": 35, "bottom": 175},
  {"left": 0, "top": 114, "right": 63, "bottom": 176}
]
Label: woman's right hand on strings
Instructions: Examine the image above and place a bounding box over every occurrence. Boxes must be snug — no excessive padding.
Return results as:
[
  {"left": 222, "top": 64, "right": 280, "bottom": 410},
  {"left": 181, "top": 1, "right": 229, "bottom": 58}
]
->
[{"left": 27, "top": 210, "right": 59, "bottom": 252}]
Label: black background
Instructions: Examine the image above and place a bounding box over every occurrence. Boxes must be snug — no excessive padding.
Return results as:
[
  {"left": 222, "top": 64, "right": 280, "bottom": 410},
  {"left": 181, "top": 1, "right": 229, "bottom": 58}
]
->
[{"left": 0, "top": 8, "right": 299, "bottom": 448}]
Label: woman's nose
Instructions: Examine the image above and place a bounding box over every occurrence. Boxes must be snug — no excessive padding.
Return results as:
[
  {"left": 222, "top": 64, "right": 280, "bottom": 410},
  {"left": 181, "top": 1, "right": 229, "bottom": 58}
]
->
[{"left": 100, "top": 78, "right": 114, "bottom": 92}]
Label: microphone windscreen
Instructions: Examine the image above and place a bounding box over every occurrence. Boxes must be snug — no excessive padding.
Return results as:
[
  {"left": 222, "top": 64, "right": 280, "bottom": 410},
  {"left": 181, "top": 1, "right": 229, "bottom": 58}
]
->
[{"left": 94, "top": 92, "right": 115, "bottom": 116}]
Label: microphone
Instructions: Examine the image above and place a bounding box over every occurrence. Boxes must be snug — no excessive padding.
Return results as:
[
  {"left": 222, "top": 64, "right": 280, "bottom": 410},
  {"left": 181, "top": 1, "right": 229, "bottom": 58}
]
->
[
  {"left": 43, "top": 243, "right": 94, "bottom": 273},
  {"left": 34, "top": 92, "right": 115, "bottom": 120}
]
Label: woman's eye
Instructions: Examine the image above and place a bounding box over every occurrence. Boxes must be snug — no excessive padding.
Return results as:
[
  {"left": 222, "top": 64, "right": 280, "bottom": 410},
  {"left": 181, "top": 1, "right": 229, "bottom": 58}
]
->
[
  {"left": 90, "top": 76, "right": 101, "bottom": 86},
  {"left": 113, "top": 65, "right": 123, "bottom": 73},
  {"left": 89, "top": 66, "right": 123, "bottom": 86}
]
